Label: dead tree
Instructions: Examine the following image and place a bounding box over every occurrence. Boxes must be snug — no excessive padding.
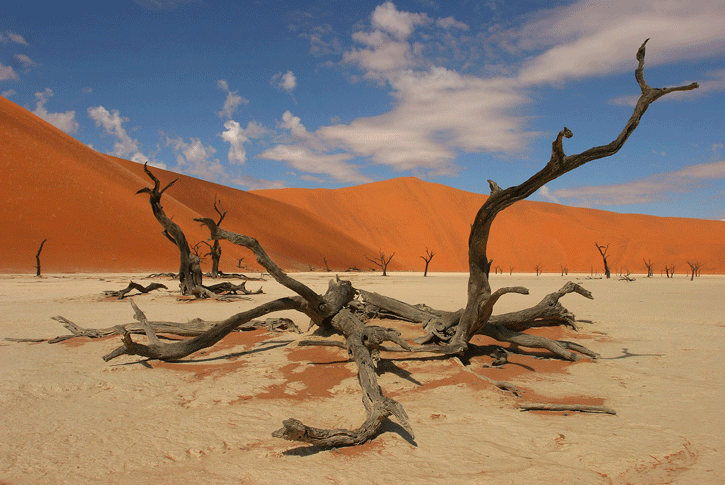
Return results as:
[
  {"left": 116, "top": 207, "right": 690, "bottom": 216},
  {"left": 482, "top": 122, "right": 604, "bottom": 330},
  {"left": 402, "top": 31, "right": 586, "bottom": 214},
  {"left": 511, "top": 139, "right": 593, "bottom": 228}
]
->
[
  {"left": 664, "top": 264, "right": 676, "bottom": 278},
  {"left": 643, "top": 258, "right": 654, "bottom": 277},
  {"left": 90, "top": 41, "right": 695, "bottom": 448},
  {"left": 595, "top": 242, "right": 611, "bottom": 279},
  {"left": 207, "top": 197, "right": 226, "bottom": 277},
  {"left": 366, "top": 250, "right": 395, "bottom": 276},
  {"left": 560, "top": 264, "right": 569, "bottom": 276},
  {"left": 686, "top": 260, "right": 700, "bottom": 281},
  {"left": 421, "top": 248, "right": 435, "bottom": 276},
  {"left": 508, "top": 265, "right": 514, "bottom": 275},
  {"left": 534, "top": 263, "right": 543, "bottom": 276},
  {"left": 323, "top": 257, "right": 331, "bottom": 272},
  {"left": 35, "top": 239, "right": 47, "bottom": 277},
  {"left": 137, "top": 163, "right": 203, "bottom": 296}
]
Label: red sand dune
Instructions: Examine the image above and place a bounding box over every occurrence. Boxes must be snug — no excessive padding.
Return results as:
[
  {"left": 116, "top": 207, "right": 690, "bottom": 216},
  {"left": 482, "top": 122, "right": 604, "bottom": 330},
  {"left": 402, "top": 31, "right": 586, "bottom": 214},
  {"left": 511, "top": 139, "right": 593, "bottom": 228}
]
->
[{"left": 2, "top": 96, "right": 724, "bottom": 274}]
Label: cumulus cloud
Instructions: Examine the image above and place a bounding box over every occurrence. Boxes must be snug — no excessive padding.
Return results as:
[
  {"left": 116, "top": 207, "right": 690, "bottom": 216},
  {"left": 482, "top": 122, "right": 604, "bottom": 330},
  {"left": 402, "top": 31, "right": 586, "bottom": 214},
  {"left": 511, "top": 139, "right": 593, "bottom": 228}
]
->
[
  {"left": 538, "top": 185, "right": 560, "bottom": 204},
  {"left": 552, "top": 160, "right": 725, "bottom": 206},
  {"left": 370, "top": 1, "right": 430, "bottom": 39},
  {"left": 0, "top": 61, "right": 18, "bottom": 81},
  {"left": 2, "top": 89, "right": 16, "bottom": 97},
  {"left": 219, "top": 119, "right": 268, "bottom": 164},
  {"left": 88, "top": 105, "right": 148, "bottom": 162},
  {"left": 217, "top": 80, "right": 249, "bottom": 119},
  {"left": 165, "top": 136, "right": 226, "bottom": 181},
  {"left": 33, "top": 88, "right": 79, "bottom": 134},
  {"left": 273, "top": 70, "right": 297, "bottom": 93}
]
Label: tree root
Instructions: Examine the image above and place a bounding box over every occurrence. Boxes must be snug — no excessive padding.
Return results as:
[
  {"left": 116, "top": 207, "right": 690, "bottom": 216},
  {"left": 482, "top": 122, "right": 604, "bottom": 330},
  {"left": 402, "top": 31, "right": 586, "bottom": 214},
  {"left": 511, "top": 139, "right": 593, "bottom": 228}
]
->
[{"left": 104, "top": 281, "right": 168, "bottom": 300}]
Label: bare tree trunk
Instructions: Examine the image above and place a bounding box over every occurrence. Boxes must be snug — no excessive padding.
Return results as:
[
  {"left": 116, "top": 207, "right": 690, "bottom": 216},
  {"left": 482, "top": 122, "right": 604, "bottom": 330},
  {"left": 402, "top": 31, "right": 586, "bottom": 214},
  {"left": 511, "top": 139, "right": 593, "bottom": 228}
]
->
[
  {"left": 643, "top": 258, "right": 654, "bottom": 277},
  {"left": 35, "top": 239, "right": 47, "bottom": 277},
  {"left": 595, "top": 242, "right": 611, "bottom": 279},
  {"left": 367, "top": 250, "right": 395, "bottom": 276},
  {"left": 421, "top": 248, "right": 435, "bottom": 276},
  {"left": 137, "top": 163, "right": 202, "bottom": 296}
]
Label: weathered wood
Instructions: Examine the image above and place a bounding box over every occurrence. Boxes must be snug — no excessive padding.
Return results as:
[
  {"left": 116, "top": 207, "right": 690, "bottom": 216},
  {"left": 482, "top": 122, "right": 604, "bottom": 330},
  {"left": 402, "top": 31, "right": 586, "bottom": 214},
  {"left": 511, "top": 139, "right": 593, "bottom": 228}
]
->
[
  {"left": 273, "top": 309, "right": 413, "bottom": 447},
  {"left": 104, "top": 281, "right": 168, "bottom": 299},
  {"left": 519, "top": 403, "right": 616, "bottom": 415},
  {"left": 35, "top": 239, "right": 47, "bottom": 277},
  {"left": 595, "top": 242, "right": 611, "bottom": 279},
  {"left": 137, "top": 163, "right": 202, "bottom": 296},
  {"left": 449, "top": 40, "right": 697, "bottom": 355}
]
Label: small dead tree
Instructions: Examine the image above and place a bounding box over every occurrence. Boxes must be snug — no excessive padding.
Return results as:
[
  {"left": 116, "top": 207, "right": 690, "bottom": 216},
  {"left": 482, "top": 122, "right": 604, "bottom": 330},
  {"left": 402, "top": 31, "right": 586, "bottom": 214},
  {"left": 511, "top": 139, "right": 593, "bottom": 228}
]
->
[
  {"left": 508, "top": 265, "right": 514, "bottom": 275},
  {"left": 35, "top": 239, "right": 47, "bottom": 277},
  {"left": 686, "top": 260, "right": 700, "bottom": 281},
  {"left": 560, "top": 264, "right": 569, "bottom": 276},
  {"left": 367, "top": 250, "right": 395, "bottom": 276},
  {"left": 664, "top": 264, "right": 676, "bottom": 278},
  {"left": 421, "top": 248, "right": 435, "bottom": 276},
  {"left": 323, "top": 257, "right": 331, "bottom": 272},
  {"left": 595, "top": 242, "right": 611, "bottom": 279},
  {"left": 207, "top": 197, "right": 227, "bottom": 277},
  {"left": 534, "top": 263, "right": 543, "bottom": 276},
  {"left": 643, "top": 258, "right": 654, "bottom": 277}
]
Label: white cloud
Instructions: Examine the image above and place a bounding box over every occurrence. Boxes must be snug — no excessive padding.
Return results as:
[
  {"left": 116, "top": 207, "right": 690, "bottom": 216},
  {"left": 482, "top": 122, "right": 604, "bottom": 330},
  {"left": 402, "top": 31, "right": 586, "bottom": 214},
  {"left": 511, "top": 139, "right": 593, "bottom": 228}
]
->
[
  {"left": 14, "top": 54, "right": 37, "bottom": 71},
  {"left": 301, "top": 23, "right": 342, "bottom": 57},
  {"left": 0, "top": 62, "right": 18, "bottom": 81},
  {"left": 371, "top": 1, "right": 430, "bottom": 40},
  {"left": 538, "top": 185, "right": 560, "bottom": 204},
  {"left": 219, "top": 119, "right": 268, "bottom": 164},
  {"left": 88, "top": 105, "right": 148, "bottom": 162},
  {"left": 233, "top": 175, "right": 286, "bottom": 190},
  {"left": 2, "top": 89, "right": 16, "bottom": 97},
  {"left": 1, "top": 31, "right": 28, "bottom": 45},
  {"left": 501, "top": 0, "right": 725, "bottom": 86},
  {"left": 166, "top": 136, "right": 226, "bottom": 181},
  {"left": 436, "top": 16, "right": 469, "bottom": 31},
  {"left": 552, "top": 159, "right": 725, "bottom": 206},
  {"left": 259, "top": 144, "right": 371, "bottom": 184},
  {"left": 217, "top": 80, "right": 249, "bottom": 119},
  {"left": 272, "top": 70, "right": 297, "bottom": 93},
  {"left": 33, "top": 88, "right": 79, "bottom": 134}
]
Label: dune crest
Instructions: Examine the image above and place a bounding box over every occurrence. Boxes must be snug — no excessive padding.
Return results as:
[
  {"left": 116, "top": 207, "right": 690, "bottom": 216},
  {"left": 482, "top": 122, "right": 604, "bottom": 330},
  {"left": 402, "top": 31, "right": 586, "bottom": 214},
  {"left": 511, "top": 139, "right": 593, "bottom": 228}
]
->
[{"left": 2, "top": 96, "right": 723, "bottom": 274}]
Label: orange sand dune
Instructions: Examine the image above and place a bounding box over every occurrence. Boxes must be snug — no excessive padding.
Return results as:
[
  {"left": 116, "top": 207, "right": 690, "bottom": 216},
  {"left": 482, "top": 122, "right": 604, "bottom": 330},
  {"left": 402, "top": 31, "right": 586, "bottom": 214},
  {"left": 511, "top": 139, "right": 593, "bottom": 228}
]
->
[
  {"left": 256, "top": 179, "right": 725, "bottom": 274},
  {"left": 2, "top": 95, "right": 724, "bottom": 274}
]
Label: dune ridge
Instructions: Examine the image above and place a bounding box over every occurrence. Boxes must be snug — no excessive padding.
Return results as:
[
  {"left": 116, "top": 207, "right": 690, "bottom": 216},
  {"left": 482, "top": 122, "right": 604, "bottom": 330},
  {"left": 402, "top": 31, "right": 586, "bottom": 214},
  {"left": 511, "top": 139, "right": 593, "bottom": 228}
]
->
[{"left": 2, "top": 95, "right": 723, "bottom": 274}]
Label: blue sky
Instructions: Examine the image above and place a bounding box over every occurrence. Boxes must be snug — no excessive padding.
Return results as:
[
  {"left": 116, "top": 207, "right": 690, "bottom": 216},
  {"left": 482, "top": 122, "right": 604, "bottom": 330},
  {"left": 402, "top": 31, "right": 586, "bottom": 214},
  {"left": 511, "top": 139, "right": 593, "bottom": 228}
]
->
[{"left": 2, "top": 0, "right": 725, "bottom": 219}]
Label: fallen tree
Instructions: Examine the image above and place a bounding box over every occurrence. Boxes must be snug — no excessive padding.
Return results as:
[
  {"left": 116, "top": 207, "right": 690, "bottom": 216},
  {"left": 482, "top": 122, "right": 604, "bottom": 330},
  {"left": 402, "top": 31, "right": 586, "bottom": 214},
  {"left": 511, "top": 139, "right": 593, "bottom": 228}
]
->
[{"left": 43, "top": 41, "right": 697, "bottom": 448}]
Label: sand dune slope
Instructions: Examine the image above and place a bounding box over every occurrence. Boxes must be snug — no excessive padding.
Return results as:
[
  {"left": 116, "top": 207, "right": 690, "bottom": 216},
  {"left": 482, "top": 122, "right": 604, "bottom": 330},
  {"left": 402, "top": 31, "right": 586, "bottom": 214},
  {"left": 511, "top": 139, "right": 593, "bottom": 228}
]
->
[{"left": 2, "top": 96, "right": 723, "bottom": 274}]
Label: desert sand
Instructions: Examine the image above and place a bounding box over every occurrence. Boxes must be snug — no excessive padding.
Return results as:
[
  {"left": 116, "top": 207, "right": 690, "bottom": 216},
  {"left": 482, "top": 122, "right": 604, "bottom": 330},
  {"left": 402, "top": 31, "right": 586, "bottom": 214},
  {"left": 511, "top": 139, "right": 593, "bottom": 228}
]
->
[{"left": 1, "top": 272, "right": 724, "bottom": 484}]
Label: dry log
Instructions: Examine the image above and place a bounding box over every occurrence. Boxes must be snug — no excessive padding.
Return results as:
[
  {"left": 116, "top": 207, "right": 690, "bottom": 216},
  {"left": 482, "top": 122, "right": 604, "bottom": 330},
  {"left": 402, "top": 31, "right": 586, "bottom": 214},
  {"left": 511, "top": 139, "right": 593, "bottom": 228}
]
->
[
  {"left": 104, "top": 281, "right": 168, "bottom": 299},
  {"left": 519, "top": 403, "right": 616, "bottom": 415}
]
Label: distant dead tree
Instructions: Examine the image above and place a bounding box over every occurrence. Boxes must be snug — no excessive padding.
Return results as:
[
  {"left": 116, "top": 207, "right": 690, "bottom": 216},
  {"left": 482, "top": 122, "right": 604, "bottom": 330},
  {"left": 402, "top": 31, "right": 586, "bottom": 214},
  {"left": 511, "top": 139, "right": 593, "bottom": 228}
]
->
[
  {"left": 643, "top": 258, "right": 654, "bottom": 277},
  {"left": 594, "top": 242, "right": 611, "bottom": 279},
  {"left": 421, "top": 248, "right": 435, "bottom": 276},
  {"left": 686, "top": 260, "right": 701, "bottom": 281},
  {"left": 494, "top": 265, "right": 503, "bottom": 275},
  {"left": 323, "top": 257, "right": 331, "bottom": 272},
  {"left": 206, "top": 197, "right": 227, "bottom": 278},
  {"left": 560, "top": 264, "right": 569, "bottom": 276},
  {"left": 508, "top": 265, "right": 514, "bottom": 275},
  {"left": 664, "top": 264, "right": 676, "bottom": 278},
  {"left": 534, "top": 263, "right": 543, "bottom": 276},
  {"left": 366, "top": 250, "right": 395, "bottom": 276},
  {"left": 35, "top": 239, "right": 47, "bottom": 277}
]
